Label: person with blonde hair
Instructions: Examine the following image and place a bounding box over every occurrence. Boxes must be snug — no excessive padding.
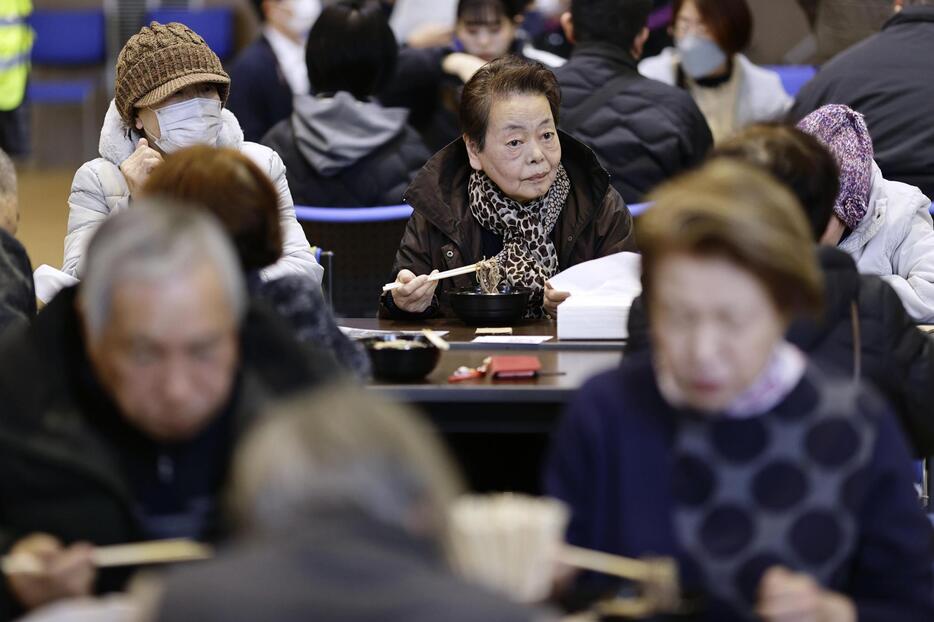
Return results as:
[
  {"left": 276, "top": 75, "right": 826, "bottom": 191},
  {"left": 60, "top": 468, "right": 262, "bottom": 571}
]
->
[
  {"left": 154, "top": 387, "right": 546, "bottom": 622},
  {"left": 545, "top": 159, "right": 934, "bottom": 620}
]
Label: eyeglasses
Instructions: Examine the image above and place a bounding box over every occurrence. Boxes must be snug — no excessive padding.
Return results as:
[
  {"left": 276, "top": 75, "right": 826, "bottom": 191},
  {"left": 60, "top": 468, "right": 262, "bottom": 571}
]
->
[{"left": 673, "top": 16, "right": 711, "bottom": 38}]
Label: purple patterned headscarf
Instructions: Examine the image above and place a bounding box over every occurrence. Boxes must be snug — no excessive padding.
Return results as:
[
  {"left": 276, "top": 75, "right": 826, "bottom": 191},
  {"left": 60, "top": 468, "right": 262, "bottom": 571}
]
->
[{"left": 797, "top": 105, "right": 874, "bottom": 229}]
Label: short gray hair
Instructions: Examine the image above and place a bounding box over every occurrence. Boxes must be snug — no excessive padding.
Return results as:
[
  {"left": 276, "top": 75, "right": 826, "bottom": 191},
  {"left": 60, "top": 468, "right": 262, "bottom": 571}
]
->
[
  {"left": 79, "top": 199, "right": 247, "bottom": 341},
  {"left": 0, "top": 148, "right": 17, "bottom": 234},
  {"left": 231, "top": 386, "right": 464, "bottom": 539},
  {"left": 0, "top": 148, "right": 15, "bottom": 198}
]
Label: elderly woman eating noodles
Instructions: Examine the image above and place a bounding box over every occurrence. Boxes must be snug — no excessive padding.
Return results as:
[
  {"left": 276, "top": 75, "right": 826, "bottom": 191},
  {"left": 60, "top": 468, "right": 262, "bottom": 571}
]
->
[
  {"left": 545, "top": 159, "right": 934, "bottom": 621},
  {"left": 380, "top": 56, "right": 634, "bottom": 320}
]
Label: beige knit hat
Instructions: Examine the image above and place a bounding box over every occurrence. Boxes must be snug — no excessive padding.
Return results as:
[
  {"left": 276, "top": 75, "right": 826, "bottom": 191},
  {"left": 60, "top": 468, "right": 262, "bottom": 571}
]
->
[{"left": 115, "top": 22, "right": 231, "bottom": 124}]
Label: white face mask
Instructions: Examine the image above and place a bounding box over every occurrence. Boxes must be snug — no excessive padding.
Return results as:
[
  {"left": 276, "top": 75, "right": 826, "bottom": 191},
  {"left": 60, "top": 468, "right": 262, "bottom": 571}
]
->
[
  {"left": 283, "top": 0, "right": 321, "bottom": 40},
  {"left": 151, "top": 97, "right": 223, "bottom": 154},
  {"left": 676, "top": 34, "right": 728, "bottom": 79}
]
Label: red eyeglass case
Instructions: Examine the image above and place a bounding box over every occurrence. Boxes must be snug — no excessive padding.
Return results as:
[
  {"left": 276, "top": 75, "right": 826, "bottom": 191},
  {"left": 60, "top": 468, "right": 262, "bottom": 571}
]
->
[{"left": 487, "top": 355, "right": 541, "bottom": 379}]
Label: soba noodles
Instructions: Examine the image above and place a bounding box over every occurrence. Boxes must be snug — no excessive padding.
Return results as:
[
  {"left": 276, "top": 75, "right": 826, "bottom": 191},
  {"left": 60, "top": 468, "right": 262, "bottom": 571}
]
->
[{"left": 476, "top": 258, "right": 502, "bottom": 294}]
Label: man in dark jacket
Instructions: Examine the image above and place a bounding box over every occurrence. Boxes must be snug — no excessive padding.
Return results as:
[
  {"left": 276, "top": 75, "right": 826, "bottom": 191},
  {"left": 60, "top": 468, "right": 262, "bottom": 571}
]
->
[
  {"left": 796, "top": 0, "right": 893, "bottom": 64},
  {"left": 227, "top": 0, "right": 321, "bottom": 142},
  {"left": 554, "top": 0, "right": 713, "bottom": 204},
  {"left": 790, "top": 1, "right": 934, "bottom": 198},
  {"left": 0, "top": 203, "right": 336, "bottom": 619},
  {"left": 0, "top": 229, "right": 33, "bottom": 335},
  {"left": 626, "top": 123, "right": 934, "bottom": 456},
  {"left": 0, "top": 148, "right": 34, "bottom": 334}
]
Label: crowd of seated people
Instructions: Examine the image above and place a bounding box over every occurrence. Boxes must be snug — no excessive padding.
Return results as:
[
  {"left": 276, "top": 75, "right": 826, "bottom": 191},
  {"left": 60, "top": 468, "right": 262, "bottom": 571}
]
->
[{"left": 2, "top": 0, "right": 934, "bottom": 620}]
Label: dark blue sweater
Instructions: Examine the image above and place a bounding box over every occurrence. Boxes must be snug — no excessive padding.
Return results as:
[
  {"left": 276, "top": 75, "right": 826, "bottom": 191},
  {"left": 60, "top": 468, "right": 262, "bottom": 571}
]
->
[{"left": 544, "top": 355, "right": 934, "bottom": 620}]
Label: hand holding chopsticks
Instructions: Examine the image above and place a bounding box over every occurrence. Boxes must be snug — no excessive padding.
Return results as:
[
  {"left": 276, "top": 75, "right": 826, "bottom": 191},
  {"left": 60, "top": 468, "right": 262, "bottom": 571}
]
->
[
  {"left": 2, "top": 539, "right": 212, "bottom": 575},
  {"left": 382, "top": 263, "right": 479, "bottom": 292}
]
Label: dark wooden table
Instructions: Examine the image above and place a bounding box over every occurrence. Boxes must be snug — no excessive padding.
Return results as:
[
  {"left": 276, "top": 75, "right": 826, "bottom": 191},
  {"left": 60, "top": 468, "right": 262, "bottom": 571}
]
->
[
  {"left": 339, "top": 318, "right": 627, "bottom": 351},
  {"left": 340, "top": 318, "right": 625, "bottom": 493}
]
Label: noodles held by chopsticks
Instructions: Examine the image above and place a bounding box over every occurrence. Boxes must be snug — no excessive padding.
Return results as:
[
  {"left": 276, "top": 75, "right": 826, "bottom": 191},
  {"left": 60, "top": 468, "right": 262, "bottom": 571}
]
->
[{"left": 476, "top": 258, "right": 502, "bottom": 294}]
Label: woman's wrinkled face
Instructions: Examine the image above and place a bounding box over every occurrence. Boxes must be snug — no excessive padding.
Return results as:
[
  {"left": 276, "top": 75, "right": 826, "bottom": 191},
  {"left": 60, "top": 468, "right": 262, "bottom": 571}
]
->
[
  {"left": 649, "top": 253, "right": 788, "bottom": 414},
  {"left": 456, "top": 14, "right": 516, "bottom": 61},
  {"left": 465, "top": 93, "right": 562, "bottom": 203}
]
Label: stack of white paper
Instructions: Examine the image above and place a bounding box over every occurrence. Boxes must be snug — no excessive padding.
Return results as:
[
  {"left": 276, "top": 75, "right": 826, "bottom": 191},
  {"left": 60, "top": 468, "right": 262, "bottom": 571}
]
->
[
  {"left": 548, "top": 252, "right": 641, "bottom": 340},
  {"left": 556, "top": 295, "right": 633, "bottom": 340}
]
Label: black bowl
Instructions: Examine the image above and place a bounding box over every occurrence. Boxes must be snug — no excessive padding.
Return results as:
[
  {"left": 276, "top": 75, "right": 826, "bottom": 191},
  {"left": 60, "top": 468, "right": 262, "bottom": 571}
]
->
[
  {"left": 448, "top": 287, "right": 531, "bottom": 325},
  {"left": 361, "top": 335, "right": 441, "bottom": 381}
]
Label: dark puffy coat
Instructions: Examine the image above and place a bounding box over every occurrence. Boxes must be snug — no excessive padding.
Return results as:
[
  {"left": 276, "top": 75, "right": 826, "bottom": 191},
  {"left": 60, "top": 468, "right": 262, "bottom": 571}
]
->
[
  {"left": 381, "top": 132, "right": 635, "bottom": 318},
  {"left": 556, "top": 42, "right": 713, "bottom": 204},
  {"left": 249, "top": 273, "right": 371, "bottom": 378},
  {"left": 0, "top": 229, "right": 34, "bottom": 335},
  {"left": 0, "top": 287, "right": 337, "bottom": 620},
  {"left": 156, "top": 510, "right": 543, "bottom": 622},
  {"left": 378, "top": 46, "right": 461, "bottom": 154},
  {"left": 226, "top": 36, "right": 294, "bottom": 144},
  {"left": 262, "top": 107, "right": 431, "bottom": 208},
  {"left": 626, "top": 247, "right": 934, "bottom": 456},
  {"left": 790, "top": 7, "right": 934, "bottom": 199}
]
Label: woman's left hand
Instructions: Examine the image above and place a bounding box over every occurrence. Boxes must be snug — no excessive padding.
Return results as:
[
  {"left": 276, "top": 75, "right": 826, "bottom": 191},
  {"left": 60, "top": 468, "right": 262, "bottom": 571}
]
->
[
  {"left": 544, "top": 281, "right": 571, "bottom": 318},
  {"left": 756, "top": 566, "right": 856, "bottom": 622}
]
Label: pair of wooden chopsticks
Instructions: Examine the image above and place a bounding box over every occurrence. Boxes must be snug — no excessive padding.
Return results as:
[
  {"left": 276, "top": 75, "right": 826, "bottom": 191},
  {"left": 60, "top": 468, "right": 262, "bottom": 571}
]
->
[
  {"left": 382, "top": 263, "right": 479, "bottom": 292},
  {"left": 1, "top": 539, "right": 212, "bottom": 575}
]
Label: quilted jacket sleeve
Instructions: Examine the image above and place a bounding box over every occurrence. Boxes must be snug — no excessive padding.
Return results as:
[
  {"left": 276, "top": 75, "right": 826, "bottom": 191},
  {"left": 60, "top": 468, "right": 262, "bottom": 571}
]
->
[{"left": 63, "top": 159, "right": 129, "bottom": 278}]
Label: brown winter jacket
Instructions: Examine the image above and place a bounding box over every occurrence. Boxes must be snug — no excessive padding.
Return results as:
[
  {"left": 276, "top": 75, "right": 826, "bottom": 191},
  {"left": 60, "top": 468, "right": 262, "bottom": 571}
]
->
[{"left": 380, "top": 131, "right": 635, "bottom": 318}]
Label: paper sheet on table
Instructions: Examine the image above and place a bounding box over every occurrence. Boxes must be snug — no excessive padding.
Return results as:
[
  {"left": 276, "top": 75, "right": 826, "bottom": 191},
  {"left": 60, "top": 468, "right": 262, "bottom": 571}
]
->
[
  {"left": 471, "top": 336, "right": 553, "bottom": 344},
  {"left": 547, "top": 252, "right": 642, "bottom": 298},
  {"left": 34, "top": 264, "right": 79, "bottom": 304},
  {"left": 339, "top": 327, "right": 449, "bottom": 340}
]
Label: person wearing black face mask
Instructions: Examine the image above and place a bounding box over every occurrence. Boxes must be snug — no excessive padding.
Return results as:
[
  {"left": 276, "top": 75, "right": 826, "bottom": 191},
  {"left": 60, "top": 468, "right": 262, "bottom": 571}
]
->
[
  {"left": 638, "top": 0, "right": 790, "bottom": 143},
  {"left": 62, "top": 22, "right": 323, "bottom": 292}
]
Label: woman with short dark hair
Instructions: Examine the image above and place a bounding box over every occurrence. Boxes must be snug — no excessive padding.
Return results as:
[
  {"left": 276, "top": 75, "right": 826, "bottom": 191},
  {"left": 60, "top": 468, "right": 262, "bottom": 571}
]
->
[
  {"left": 546, "top": 159, "right": 934, "bottom": 621},
  {"left": 382, "top": 56, "right": 634, "bottom": 319},
  {"left": 638, "top": 0, "right": 790, "bottom": 142},
  {"left": 262, "top": 0, "right": 431, "bottom": 208}
]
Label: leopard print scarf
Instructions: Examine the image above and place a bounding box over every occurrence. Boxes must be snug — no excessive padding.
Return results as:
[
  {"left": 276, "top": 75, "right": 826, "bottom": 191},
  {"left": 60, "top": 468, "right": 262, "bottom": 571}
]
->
[{"left": 468, "top": 165, "right": 571, "bottom": 318}]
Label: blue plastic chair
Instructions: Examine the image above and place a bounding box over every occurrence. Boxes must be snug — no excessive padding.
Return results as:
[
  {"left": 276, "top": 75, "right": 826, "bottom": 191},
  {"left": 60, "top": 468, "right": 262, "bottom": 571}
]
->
[
  {"left": 145, "top": 8, "right": 234, "bottom": 60},
  {"left": 294, "top": 205, "right": 413, "bottom": 224},
  {"left": 28, "top": 9, "right": 105, "bottom": 66},
  {"left": 764, "top": 65, "right": 817, "bottom": 98},
  {"left": 295, "top": 205, "right": 414, "bottom": 317},
  {"left": 26, "top": 9, "right": 107, "bottom": 161}
]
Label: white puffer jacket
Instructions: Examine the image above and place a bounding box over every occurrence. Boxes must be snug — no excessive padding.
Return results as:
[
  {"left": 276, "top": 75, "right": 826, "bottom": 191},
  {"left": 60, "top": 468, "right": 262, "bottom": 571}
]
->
[
  {"left": 841, "top": 162, "right": 934, "bottom": 323},
  {"left": 64, "top": 100, "right": 323, "bottom": 286},
  {"left": 638, "top": 49, "right": 791, "bottom": 131}
]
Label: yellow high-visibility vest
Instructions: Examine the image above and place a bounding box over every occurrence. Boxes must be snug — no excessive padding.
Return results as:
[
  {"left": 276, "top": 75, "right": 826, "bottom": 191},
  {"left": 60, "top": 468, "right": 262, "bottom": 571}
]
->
[{"left": 0, "top": 0, "right": 32, "bottom": 111}]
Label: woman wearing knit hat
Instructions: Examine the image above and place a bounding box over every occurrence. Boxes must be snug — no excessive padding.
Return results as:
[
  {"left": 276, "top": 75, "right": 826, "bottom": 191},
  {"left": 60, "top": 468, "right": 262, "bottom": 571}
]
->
[
  {"left": 63, "top": 22, "right": 323, "bottom": 288},
  {"left": 798, "top": 104, "right": 934, "bottom": 324}
]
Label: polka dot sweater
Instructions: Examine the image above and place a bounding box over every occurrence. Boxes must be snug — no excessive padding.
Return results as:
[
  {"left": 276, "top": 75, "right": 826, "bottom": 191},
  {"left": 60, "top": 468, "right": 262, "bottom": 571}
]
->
[{"left": 545, "top": 354, "right": 934, "bottom": 621}]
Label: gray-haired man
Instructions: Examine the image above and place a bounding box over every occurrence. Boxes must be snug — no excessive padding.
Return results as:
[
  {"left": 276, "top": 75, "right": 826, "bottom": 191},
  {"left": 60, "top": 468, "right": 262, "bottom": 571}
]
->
[{"left": 0, "top": 201, "right": 336, "bottom": 618}]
